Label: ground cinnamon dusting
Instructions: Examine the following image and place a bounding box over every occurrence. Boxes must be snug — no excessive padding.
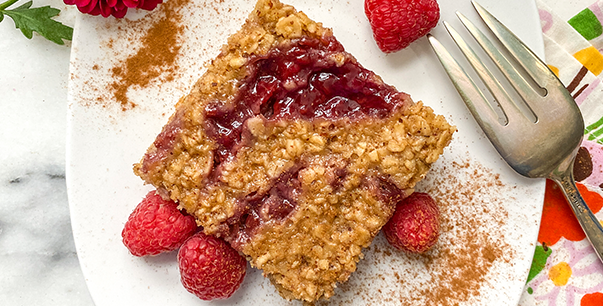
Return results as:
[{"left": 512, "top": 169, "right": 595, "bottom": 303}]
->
[
  {"left": 321, "top": 156, "right": 517, "bottom": 305},
  {"left": 71, "top": 0, "right": 252, "bottom": 113},
  {"left": 108, "top": 0, "right": 188, "bottom": 110},
  {"left": 416, "top": 160, "right": 510, "bottom": 305}
]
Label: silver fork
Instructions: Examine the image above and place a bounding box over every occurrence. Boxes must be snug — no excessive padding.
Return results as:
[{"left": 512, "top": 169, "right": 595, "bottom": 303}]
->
[{"left": 428, "top": 0, "right": 603, "bottom": 263}]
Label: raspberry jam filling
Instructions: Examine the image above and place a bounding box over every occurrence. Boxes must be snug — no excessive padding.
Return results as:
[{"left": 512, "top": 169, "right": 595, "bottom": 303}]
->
[
  {"left": 204, "top": 36, "right": 404, "bottom": 164},
  {"left": 224, "top": 166, "right": 405, "bottom": 250},
  {"left": 226, "top": 165, "right": 303, "bottom": 249},
  {"left": 200, "top": 37, "right": 407, "bottom": 247}
]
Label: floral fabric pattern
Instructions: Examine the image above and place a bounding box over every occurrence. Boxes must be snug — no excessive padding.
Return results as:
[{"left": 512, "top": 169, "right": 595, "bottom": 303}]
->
[{"left": 520, "top": 1, "right": 603, "bottom": 305}]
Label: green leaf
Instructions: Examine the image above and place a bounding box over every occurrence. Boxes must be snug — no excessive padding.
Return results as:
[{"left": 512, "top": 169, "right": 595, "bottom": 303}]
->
[{"left": 3, "top": 1, "right": 73, "bottom": 45}]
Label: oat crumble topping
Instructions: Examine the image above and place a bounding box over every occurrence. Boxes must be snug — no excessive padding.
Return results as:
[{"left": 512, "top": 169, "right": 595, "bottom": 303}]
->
[{"left": 134, "top": 0, "right": 456, "bottom": 302}]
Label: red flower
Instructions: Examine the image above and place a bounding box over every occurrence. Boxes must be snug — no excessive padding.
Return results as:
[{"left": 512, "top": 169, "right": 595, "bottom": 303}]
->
[{"left": 64, "top": 0, "right": 163, "bottom": 18}]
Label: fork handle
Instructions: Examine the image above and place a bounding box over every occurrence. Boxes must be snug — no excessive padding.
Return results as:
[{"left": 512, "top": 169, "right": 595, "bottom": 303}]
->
[{"left": 554, "top": 173, "right": 603, "bottom": 262}]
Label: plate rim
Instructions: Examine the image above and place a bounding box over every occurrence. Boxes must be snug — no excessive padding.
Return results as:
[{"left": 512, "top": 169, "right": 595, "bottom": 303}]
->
[{"left": 66, "top": 0, "right": 546, "bottom": 304}]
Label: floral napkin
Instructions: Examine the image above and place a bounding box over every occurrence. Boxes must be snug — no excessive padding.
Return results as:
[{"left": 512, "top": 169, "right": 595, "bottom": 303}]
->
[{"left": 519, "top": 1, "right": 603, "bottom": 305}]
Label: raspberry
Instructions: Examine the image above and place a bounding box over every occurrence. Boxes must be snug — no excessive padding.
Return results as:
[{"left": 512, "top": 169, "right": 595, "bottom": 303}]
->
[
  {"left": 365, "top": 0, "right": 440, "bottom": 53},
  {"left": 383, "top": 192, "right": 440, "bottom": 253},
  {"left": 178, "top": 232, "right": 247, "bottom": 300},
  {"left": 122, "top": 191, "right": 197, "bottom": 256}
]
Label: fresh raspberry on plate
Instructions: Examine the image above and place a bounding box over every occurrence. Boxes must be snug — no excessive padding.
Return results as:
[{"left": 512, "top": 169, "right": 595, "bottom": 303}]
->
[
  {"left": 365, "top": 0, "right": 440, "bottom": 53},
  {"left": 383, "top": 192, "right": 440, "bottom": 253},
  {"left": 122, "top": 191, "right": 197, "bottom": 256},
  {"left": 178, "top": 232, "right": 247, "bottom": 300}
]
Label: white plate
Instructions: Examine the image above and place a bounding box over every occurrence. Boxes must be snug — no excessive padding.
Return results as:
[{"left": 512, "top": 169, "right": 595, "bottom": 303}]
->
[{"left": 67, "top": 0, "right": 545, "bottom": 305}]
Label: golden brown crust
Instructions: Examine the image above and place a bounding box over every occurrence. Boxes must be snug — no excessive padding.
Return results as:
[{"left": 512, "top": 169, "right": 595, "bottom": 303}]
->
[
  {"left": 231, "top": 102, "right": 453, "bottom": 302},
  {"left": 134, "top": 0, "right": 455, "bottom": 302},
  {"left": 133, "top": 0, "right": 329, "bottom": 221}
]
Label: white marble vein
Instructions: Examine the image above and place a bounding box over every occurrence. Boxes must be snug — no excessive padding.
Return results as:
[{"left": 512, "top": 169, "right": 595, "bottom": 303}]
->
[{"left": 0, "top": 168, "right": 92, "bottom": 305}]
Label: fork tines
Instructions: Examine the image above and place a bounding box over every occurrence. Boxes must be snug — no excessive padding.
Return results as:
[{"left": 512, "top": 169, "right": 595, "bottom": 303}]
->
[{"left": 428, "top": 0, "right": 563, "bottom": 131}]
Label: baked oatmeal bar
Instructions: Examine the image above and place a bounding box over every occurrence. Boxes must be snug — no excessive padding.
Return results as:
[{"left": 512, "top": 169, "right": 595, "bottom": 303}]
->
[{"left": 134, "top": 0, "right": 455, "bottom": 302}]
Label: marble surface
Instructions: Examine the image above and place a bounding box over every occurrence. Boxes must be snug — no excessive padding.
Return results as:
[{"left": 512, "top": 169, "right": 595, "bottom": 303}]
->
[
  {"left": 1, "top": 0, "right": 93, "bottom": 305},
  {"left": 0, "top": 0, "right": 594, "bottom": 305}
]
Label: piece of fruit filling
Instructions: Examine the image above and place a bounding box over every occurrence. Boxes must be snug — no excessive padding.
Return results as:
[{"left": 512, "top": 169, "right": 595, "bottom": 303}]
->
[
  {"left": 147, "top": 36, "right": 408, "bottom": 252},
  {"left": 200, "top": 36, "right": 408, "bottom": 249},
  {"left": 203, "top": 36, "right": 405, "bottom": 164}
]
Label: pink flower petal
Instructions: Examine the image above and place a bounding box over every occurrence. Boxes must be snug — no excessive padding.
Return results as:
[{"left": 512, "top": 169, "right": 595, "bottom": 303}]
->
[
  {"left": 122, "top": 0, "right": 139, "bottom": 8},
  {"left": 138, "top": 0, "right": 162, "bottom": 11},
  {"left": 66, "top": 0, "right": 156, "bottom": 18},
  {"left": 79, "top": 3, "right": 101, "bottom": 16},
  {"left": 98, "top": 0, "right": 113, "bottom": 17},
  {"left": 112, "top": 6, "right": 128, "bottom": 18},
  {"left": 78, "top": 0, "right": 99, "bottom": 14}
]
